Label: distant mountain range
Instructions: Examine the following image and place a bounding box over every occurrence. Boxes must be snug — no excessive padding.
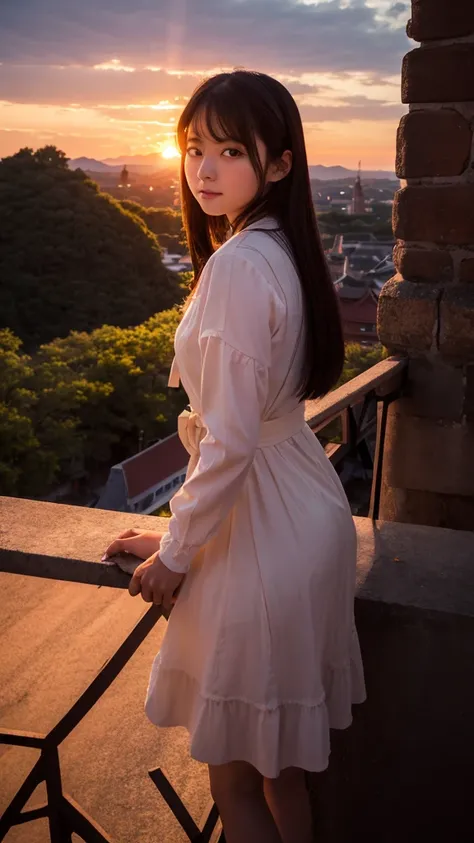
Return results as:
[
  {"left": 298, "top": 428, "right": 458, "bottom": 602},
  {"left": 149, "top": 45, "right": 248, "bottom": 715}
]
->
[
  {"left": 68, "top": 156, "right": 176, "bottom": 174},
  {"left": 68, "top": 157, "right": 396, "bottom": 181},
  {"left": 309, "top": 165, "right": 397, "bottom": 181}
]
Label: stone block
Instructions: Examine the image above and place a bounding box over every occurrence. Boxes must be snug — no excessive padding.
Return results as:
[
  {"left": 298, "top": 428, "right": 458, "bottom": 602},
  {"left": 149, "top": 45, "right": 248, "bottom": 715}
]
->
[
  {"left": 408, "top": 0, "right": 474, "bottom": 41},
  {"left": 396, "top": 109, "right": 472, "bottom": 178},
  {"left": 377, "top": 277, "right": 440, "bottom": 353},
  {"left": 404, "top": 356, "right": 465, "bottom": 421},
  {"left": 402, "top": 44, "right": 474, "bottom": 103},
  {"left": 459, "top": 258, "right": 474, "bottom": 283},
  {"left": 466, "top": 365, "right": 474, "bottom": 420},
  {"left": 393, "top": 243, "right": 453, "bottom": 282},
  {"left": 439, "top": 284, "right": 474, "bottom": 360},
  {"left": 394, "top": 185, "right": 474, "bottom": 245},
  {"left": 379, "top": 484, "right": 474, "bottom": 531},
  {"left": 383, "top": 403, "right": 474, "bottom": 496}
]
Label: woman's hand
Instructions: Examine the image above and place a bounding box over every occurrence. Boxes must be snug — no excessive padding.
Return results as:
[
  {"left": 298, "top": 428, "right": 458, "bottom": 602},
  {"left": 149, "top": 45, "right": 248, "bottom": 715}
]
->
[
  {"left": 103, "top": 528, "right": 164, "bottom": 562},
  {"left": 130, "top": 552, "right": 184, "bottom": 610}
]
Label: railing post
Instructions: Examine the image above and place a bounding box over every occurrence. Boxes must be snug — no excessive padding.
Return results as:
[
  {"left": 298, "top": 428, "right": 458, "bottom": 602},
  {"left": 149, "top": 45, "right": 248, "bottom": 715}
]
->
[{"left": 44, "top": 746, "right": 72, "bottom": 843}]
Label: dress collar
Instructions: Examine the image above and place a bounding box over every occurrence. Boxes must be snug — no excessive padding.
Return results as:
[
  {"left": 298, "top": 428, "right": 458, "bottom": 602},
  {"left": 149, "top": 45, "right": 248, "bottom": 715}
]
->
[{"left": 242, "top": 216, "right": 280, "bottom": 232}]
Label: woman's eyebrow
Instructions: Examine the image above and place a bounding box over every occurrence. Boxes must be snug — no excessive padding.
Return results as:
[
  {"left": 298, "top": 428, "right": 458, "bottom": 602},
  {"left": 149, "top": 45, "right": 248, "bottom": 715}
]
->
[{"left": 186, "top": 134, "right": 202, "bottom": 143}]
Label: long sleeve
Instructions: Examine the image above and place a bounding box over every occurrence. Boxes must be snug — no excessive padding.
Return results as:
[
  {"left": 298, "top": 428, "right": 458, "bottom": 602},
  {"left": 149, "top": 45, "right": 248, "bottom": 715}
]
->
[{"left": 158, "top": 250, "right": 284, "bottom": 574}]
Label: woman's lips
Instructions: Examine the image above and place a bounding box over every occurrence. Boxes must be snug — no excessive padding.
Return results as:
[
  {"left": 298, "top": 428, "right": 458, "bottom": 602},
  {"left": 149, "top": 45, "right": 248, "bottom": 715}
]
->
[{"left": 199, "top": 190, "right": 222, "bottom": 199}]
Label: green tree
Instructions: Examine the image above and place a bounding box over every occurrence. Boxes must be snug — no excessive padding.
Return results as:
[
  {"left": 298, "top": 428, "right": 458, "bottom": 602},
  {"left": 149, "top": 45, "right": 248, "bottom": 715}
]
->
[
  {"left": 0, "top": 310, "right": 186, "bottom": 497},
  {"left": 0, "top": 146, "right": 182, "bottom": 350},
  {"left": 0, "top": 329, "right": 59, "bottom": 495},
  {"left": 118, "top": 200, "right": 186, "bottom": 254},
  {"left": 338, "top": 343, "right": 388, "bottom": 387}
]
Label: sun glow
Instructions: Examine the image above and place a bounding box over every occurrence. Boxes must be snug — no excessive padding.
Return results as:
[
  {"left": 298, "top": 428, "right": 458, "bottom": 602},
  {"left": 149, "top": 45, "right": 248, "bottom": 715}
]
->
[{"left": 161, "top": 144, "right": 180, "bottom": 159}]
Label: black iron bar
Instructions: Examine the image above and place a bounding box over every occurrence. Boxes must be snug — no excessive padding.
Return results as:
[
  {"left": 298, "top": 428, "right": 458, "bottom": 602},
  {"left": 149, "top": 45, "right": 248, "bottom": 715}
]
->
[
  {"left": 13, "top": 803, "right": 49, "bottom": 823},
  {"left": 44, "top": 745, "right": 72, "bottom": 843},
  {"left": 0, "top": 754, "right": 45, "bottom": 840},
  {"left": 0, "top": 728, "right": 45, "bottom": 748},
  {"left": 62, "top": 794, "right": 115, "bottom": 843},
  {"left": 149, "top": 767, "right": 201, "bottom": 839},
  {"left": 47, "top": 603, "right": 162, "bottom": 746}
]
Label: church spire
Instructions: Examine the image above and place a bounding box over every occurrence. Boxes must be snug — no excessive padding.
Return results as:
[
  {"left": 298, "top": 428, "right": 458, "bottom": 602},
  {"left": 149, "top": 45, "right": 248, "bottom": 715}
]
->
[{"left": 351, "top": 161, "right": 365, "bottom": 214}]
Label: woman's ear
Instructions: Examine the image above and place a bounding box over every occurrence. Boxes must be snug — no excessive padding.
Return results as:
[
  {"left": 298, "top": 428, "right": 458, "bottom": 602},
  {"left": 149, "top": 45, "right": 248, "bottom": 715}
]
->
[{"left": 267, "top": 150, "right": 293, "bottom": 183}]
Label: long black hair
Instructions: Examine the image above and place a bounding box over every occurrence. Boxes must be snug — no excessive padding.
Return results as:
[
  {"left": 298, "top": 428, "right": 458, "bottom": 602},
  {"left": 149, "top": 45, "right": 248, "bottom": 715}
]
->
[{"left": 177, "top": 70, "right": 344, "bottom": 400}]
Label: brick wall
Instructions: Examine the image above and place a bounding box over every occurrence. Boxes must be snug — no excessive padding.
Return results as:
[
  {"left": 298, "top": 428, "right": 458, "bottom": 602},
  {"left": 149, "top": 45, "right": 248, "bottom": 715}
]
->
[
  {"left": 377, "top": 0, "right": 474, "bottom": 529},
  {"left": 379, "top": 0, "right": 474, "bottom": 355}
]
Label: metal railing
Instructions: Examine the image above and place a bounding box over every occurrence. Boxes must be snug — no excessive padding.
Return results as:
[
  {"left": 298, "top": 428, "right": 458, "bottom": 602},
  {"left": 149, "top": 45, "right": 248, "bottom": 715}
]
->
[
  {"left": 305, "top": 355, "right": 407, "bottom": 519},
  {"left": 0, "top": 355, "right": 407, "bottom": 842}
]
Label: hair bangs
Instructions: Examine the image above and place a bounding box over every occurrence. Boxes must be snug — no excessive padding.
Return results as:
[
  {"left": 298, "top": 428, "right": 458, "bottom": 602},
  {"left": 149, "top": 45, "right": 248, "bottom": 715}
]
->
[{"left": 178, "top": 85, "right": 260, "bottom": 165}]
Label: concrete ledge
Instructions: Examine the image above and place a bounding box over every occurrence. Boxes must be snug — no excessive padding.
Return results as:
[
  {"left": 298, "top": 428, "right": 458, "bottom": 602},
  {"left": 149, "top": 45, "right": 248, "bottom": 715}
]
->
[
  {"left": 3, "top": 495, "right": 474, "bottom": 840},
  {"left": 2, "top": 496, "right": 474, "bottom": 619},
  {"left": 0, "top": 497, "right": 171, "bottom": 588},
  {"left": 355, "top": 517, "right": 474, "bottom": 617}
]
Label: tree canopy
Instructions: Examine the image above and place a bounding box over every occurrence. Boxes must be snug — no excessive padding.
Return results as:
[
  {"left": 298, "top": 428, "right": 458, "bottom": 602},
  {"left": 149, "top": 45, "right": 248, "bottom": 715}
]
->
[
  {"left": 0, "top": 146, "right": 182, "bottom": 350},
  {"left": 118, "top": 200, "right": 186, "bottom": 254},
  {"left": 0, "top": 310, "right": 186, "bottom": 497}
]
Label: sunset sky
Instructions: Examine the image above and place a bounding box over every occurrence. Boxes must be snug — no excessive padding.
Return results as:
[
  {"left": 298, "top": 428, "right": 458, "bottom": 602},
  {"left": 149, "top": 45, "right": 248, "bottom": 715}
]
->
[{"left": 0, "top": 1, "right": 412, "bottom": 169}]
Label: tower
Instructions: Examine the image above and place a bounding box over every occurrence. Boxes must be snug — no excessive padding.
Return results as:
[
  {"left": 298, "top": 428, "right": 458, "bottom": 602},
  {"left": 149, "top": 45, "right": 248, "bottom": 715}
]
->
[
  {"left": 351, "top": 161, "right": 365, "bottom": 214},
  {"left": 119, "top": 165, "right": 129, "bottom": 188}
]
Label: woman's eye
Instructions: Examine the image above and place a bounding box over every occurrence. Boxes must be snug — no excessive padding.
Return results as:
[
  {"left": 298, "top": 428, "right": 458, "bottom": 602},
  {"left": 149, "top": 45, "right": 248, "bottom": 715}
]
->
[
  {"left": 186, "top": 147, "right": 201, "bottom": 157},
  {"left": 223, "top": 148, "right": 243, "bottom": 158}
]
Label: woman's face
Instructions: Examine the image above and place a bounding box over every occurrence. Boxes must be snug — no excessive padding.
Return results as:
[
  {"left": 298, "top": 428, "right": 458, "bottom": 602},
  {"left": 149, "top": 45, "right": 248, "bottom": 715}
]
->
[{"left": 184, "top": 118, "right": 266, "bottom": 227}]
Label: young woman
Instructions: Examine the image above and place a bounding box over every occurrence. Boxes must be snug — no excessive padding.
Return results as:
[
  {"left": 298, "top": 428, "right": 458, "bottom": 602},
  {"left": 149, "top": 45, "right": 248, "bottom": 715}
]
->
[{"left": 104, "top": 70, "right": 366, "bottom": 843}]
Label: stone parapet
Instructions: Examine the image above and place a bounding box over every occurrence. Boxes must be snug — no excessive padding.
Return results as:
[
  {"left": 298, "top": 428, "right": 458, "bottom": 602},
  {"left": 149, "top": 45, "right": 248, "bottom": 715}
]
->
[
  {"left": 378, "top": 0, "right": 474, "bottom": 528},
  {"left": 396, "top": 109, "right": 472, "bottom": 179},
  {"left": 402, "top": 43, "right": 474, "bottom": 104},
  {"left": 407, "top": 0, "right": 474, "bottom": 42},
  {"left": 377, "top": 277, "right": 440, "bottom": 353},
  {"left": 393, "top": 185, "right": 474, "bottom": 246}
]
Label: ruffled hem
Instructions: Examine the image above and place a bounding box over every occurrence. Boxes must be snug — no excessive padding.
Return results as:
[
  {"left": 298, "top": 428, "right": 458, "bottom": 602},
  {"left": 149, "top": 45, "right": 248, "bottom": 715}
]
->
[{"left": 145, "top": 658, "right": 366, "bottom": 779}]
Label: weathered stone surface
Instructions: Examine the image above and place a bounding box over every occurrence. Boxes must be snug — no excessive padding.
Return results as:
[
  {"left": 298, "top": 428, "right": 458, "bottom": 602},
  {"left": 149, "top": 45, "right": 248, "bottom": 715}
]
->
[
  {"left": 465, "top": 364, "right": 474, "bottom": 421},
  {"left": 408, "top": 0, "right": 474, "bottom": 41},
  {"left": 377, "top": 277, "right": 440, "bottom": 353},
  {"left": 402, "top": 44, "right": 474, "bottom": 103},
  {"left": 0, "top": 496, "right": 170, "bottom": 587},
  {"left": 393, "top": 243, "right": 453, "bottom": 282},
  {"left": 383, "top": 404, "right": 474, "bottom": 496},
  {"left": 394, "top": 185, "right": 474, "bottom": 245},
  {"left": 439, "top": 283, "right": 474, "bottom": 360},
  {"left": 403, "top": 356, "right": 465, "bottom": 421},
  {"left": 379, "top": 484, "right": 474, "bottom": 531},
  {"left": 459, "top": 257, "right": 474, "bottom": 283},
  {"left": 396, "top": 109, "right": 472, "bottom": 179}
]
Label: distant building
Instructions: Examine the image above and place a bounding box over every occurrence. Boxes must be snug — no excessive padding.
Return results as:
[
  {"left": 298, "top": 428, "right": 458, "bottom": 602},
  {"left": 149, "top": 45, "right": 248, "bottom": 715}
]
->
[
  {"left": 350, "top": 162, "right": 365, "bottom": 215},
  {"left": 365, "top": 256, "right": 396, "bottom": 293},
  {"left": 335, "top": 273, "right": 379, "bottom": 345},
  {"left": 325, "top": 234, "right": 394, "bottom": 282},
  {"left": 118, "top": 165, "right": 130, "bottom": 188},
  {"left": 97, "top": 432, "right": 189, "bottom": 514},
  {"left": 161, "top": 249, "right": 193, "bottom": 273}
]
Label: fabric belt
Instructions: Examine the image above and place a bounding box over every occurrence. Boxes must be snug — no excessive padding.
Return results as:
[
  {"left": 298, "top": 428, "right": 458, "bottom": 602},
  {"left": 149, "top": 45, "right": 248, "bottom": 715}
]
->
[{"left": 177, "top": 403, "right": 306, "bottom": 461}]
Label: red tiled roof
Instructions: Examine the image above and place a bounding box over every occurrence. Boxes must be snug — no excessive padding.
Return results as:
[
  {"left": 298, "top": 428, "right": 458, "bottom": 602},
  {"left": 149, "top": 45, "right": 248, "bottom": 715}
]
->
[
  {"left": 338, "top": 291, "right": 378, "bottom": 323},
  {"left": 121, "top": 433, "right": 189, "bottom": 499}
]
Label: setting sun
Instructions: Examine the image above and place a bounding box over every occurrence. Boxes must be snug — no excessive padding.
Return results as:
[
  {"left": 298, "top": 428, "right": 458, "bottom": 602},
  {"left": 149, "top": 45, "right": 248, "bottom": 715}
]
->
[{"left": 161, "top": 145, "right": 180, "bottom": 159}]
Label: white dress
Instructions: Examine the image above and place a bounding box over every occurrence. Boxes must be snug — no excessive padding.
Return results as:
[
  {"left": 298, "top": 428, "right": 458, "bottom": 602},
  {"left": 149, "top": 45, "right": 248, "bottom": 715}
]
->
[{"left": 145, "top": 217, "right": 366, "bottom": 777}]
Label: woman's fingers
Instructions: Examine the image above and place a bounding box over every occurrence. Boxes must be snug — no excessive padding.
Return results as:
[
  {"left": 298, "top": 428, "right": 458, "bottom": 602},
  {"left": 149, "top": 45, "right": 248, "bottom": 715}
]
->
[
  {"left": 128, "top": 576, "right": 142, "bottom": 597},
  {"left": 104, "top": 536, "right": 140, "bottom": 558},
  {"left": 117, "top": 528, "right": 141, "bottom": 539}
]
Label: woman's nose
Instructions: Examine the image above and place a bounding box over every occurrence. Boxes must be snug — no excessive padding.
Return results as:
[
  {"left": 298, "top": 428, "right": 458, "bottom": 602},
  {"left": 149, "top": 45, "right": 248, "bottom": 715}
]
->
[{"left": 197, "top": 156, "right": 216, "bottom": 181}]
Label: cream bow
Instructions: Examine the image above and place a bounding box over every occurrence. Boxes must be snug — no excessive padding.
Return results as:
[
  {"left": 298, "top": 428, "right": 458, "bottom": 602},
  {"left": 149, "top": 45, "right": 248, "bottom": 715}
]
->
[{"left": 177, "top": 407, "right": 206, "bottom": 467}]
